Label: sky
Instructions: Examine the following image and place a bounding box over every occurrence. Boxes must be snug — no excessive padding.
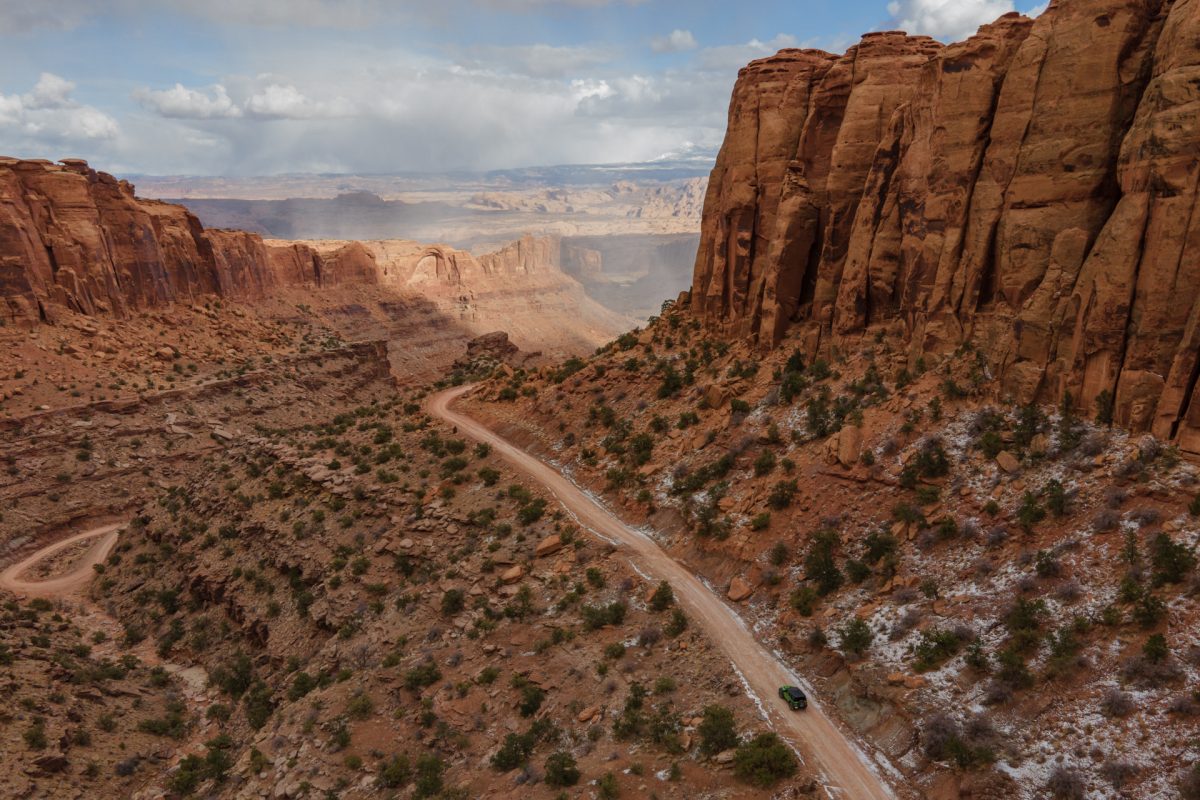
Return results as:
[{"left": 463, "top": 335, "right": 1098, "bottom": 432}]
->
[{"left": 0, "top": 0, "right": 1049, "bottom": 176}]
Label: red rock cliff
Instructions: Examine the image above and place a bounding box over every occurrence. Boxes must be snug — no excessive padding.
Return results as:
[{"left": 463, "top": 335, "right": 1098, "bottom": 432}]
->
[
  {"left": 0, "top": 158, "right": 376, "bottom": 324},
  {"left": 691, "top": 0, "right": 1200, "bottom": 448}
]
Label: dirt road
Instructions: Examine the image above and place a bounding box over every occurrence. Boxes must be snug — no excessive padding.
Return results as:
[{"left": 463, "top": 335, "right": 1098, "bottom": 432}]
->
[
  {"left": 428, "top": 385, "right": 897, "bottom": 800},
  {"left": 0, "top": 523, "right": 123, "bottom": 597}
]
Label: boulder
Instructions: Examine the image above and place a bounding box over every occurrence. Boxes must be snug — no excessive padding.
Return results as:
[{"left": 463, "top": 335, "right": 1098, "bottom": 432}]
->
[
  {"left": 727, "top": 577, "right": 753, "bottom": 602},
  {"left": 996, "top": 451, "right": 1020, "bottom": 474},
  {"left": 534, "top": 535, "right": 563, "bottom": 558}
]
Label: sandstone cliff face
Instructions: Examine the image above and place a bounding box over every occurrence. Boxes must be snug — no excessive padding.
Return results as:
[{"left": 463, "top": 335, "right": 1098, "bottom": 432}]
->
[
  {"left": 692, "top": 0, "right": 1200, "bottom": 448},
  {"left": 0, "top": 158, "right": 376, "bottom": 324},
  {"left": 305, "top": 234, "right": 635, "bottom": 354}
]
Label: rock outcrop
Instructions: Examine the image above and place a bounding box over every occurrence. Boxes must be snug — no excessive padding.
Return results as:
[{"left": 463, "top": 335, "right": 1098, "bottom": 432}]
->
[
  {"left": 691, "top": 0, "right": 1200, "bottom": 448},
  {"left": 0, "top": 158, "right": 376, "bottom": 324}
]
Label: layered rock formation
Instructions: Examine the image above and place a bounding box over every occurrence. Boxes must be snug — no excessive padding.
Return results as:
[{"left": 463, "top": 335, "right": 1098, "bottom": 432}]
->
[
  {"left": 304, "top": 234, "right": 634, "bottom": 354},
  {"left": 0, "top": 158, "right": 376, "bottom": 324},
  {"left": 691, "top": 0, "right": 1200, "bottom": 448},
  {"left": 0, "top": 158, "right": 630, "bottom": 356}
]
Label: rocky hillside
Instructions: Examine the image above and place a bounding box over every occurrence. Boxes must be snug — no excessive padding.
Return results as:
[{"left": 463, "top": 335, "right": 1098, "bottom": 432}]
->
[
  {"left": 691, "top": 0, "right": 1200, "bottom": 452},
  {"left": 463, "top": 300, "right": 1200, "bottom": 800}
]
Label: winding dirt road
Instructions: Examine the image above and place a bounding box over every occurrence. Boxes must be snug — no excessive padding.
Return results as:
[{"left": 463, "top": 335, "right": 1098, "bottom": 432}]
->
[
  {"left": 428, "top": 385, "right": 897, "bottom": 800},
  {"left": 0, "top": 523, "right": 124, "bottom": 597}
]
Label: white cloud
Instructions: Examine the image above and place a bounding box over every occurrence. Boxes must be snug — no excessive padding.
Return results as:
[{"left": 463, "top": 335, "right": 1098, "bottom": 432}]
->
[
  {"left": 0, "top": 73, "right": 119, "bottom": 145},
  {"left": 651, "top": 29, "right": 698, "bottom": 54},
  {"left": 886, "top": 0, "right": 1015, "bottom": 42},
  {"left": 25, "top": 73, "right": 77, "bottom": 109},
  {"left": 134, "top": 84, "right": 243, "bottom": 119},
  {"left": 244, "top": 84, "right": 348, "bottom": 119},
  {"left": 1024, "top": 2, "right": 1050, "bottom": 17},
  {"left": 696, "top": 34, "right": 799, "bottom": 71}
]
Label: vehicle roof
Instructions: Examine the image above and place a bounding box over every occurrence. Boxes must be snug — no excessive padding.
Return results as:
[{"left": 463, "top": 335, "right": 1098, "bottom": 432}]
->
[{"left": 784, "top": 686, "right": 805, "bottom": 698}]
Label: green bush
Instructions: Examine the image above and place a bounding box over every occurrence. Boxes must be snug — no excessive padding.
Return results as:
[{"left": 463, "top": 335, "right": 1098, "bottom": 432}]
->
[
  {"left": 581, "top": 601, "right": 627, "bottom": 631},
  {"left": 664, "top": 608, "right": 688, "bottom": 637},
  {"left": 697, "top": 705, "right": 738, "bottom": 755},
  {"left": 491, "top": 732, "right": 535, "bottom": 770},
  {"left": 544, "top": 751, "right": 580, "bottom": 787},
  {"left": 413, "top": 754, "right": 444, "bottom": 799},
  {"left": 805, "top": 529, "right": 843, "bottom": 596},
  {"left": 403, "top": 660, "right": 442, "bottom": 690},
  {"left": 378, "top": 754, "right": 411, "bottom": 788},
  {"left": 768, "top": 480, "right": 797, "bottom": 510},
  {"left": 838, "top": 618, "right": 873, "bottom": 657},
  {"left": 913, "top": 629, "right": 963, "bottom": 672},
  {"left": 733, "top": 732, "right": 797, "bottom": 787},
  {"left": 441, "top": 589, "right": 465, "bottom": 615},
  {"left": 649, "top": 581, "right": 675, "bottom": 612}
]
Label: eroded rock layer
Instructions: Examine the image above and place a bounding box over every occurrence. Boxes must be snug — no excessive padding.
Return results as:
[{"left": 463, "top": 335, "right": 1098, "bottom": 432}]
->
[
  {"left": 691, "top": 0, "right": 1200, "bottom": 448},
  {"left": 0, "top": 158, "right": 376, "bottom": 323}
]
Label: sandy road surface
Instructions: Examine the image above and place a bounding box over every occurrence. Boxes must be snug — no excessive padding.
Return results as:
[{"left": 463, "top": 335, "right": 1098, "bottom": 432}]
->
[
  {"left": 428, "top": 385, "right": 897, "bottom": 800},
  {"left": 0, "top": 523, "right": 124, "bottom": 597}
]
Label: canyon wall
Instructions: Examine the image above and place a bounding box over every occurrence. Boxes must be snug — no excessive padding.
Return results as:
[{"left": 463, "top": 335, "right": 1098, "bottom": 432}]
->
[
  {"left": 0, "top": 158, "right": 629, "bottom": 355},
  {"left": 0, "top": 158, "right": 376, "bottom": 324},
  {"left": 691, "top": 0, "right": 1200, "bottom": 448},
  {"left": 303, "top": 234, "right": 635, "bottom": 354}
]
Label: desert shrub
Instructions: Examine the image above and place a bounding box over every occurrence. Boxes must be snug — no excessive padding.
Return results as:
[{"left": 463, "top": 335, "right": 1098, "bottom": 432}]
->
[
  {"left": 413, "top": 754, "right": 444, "bottom": 799},
  {"left": 1017, "top": 492, "right": 1046, "bottom": 532},
  {"left": 839, "top": 618, "right": 873, "bottom": 658},
  {"left": 733, "top": 732, "right": 797, "bottom": 787},
  {"left": 1100, "top": 688, "right": 1133, "bottom": 718},
  {"left": 1151, "top": 532, "right": 1196, "bottom": 585},
  {"left": 845, "top": 559, "right": 870, "bottom": 583},
  {"left": 914, "top": 439, "right": 950, "bottom": 478},
  {"left": 664, "top": 608, "right": 688, "bottom": 637},
  {"left": 440, "top": 589, "right": 465, "bottom": 615},
  {"left": 921, "top": 713, "right": 995, "bottom": 768},
  {"left": 378, "top": 754, "right": 411, "bottom": 788},
  {"left": 913, "top": 629, "right": 963, "bottom": 672},
  {"left": 346, "top": 691, "right": 374, "bottom": 720},
  {"left": 697, "top": 705, "right": 738, "bottom": 755},
  {"left": 805, "top": 528, "right": 843, "bottom": 596},
  {"left": 649, "top": 581, "right": 674, "bottom": 612},
  {"left": 597, "top": 772, "right": 620, "bottom": 799},
  {"left": 491, "top": 732, "right": 535, "bottom": 771},
  {"left": 767, "top": 480, "right": 798, "bottom": 510},
  {"left": 544, "top": 751, "right": 580, "bottom": 787},
  {"left": 1045, "top": 767, "right": 1087, "bottom": 800},
  {"left": 581, "top": 601, "right": 626, "bottom": 631},
  {"left": 790, "top": 586, "right": 818, "bottom": 616},
  {"left": 1099, "top": 759, "right": 1139, "bottom": 789},
  {"left": 517, "top": 498, "right": 547, "bottom": 525},
  {"left": 403, "top": 660, "right": 442, "bottom": 690}
]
